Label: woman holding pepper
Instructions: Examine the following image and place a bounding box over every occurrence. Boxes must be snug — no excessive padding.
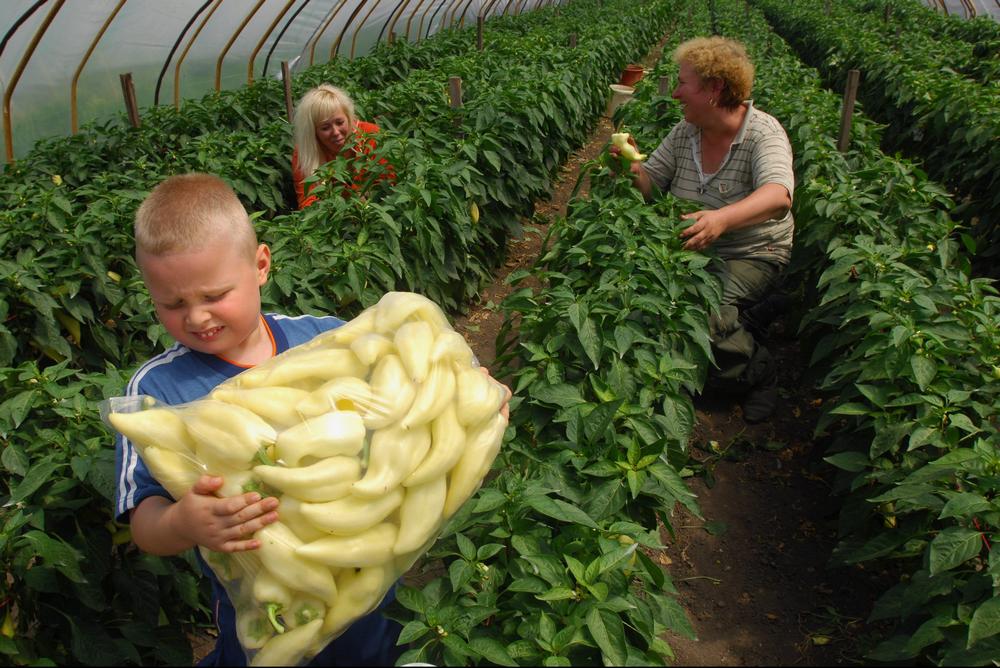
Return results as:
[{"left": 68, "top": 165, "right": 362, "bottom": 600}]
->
[{"left": 611, "top": 36, "right": 794, "bottom": 423}]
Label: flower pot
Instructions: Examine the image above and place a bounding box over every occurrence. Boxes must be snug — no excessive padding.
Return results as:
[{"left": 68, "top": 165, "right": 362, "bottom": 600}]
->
[
  {"left": 618, "top": 64, "right": 645, "bottom": 87},
  {"left": 606, "top": 84, "right": 635, "bottom": 118}
]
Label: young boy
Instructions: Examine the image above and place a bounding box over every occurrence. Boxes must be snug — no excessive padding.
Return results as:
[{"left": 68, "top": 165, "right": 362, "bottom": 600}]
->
[{"left": 113, "top": 172, "right": 401, "bottom": 666}]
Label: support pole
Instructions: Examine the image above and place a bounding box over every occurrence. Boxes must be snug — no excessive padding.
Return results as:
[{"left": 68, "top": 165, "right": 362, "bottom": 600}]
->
[
  {"left": 837, "top": 69, "right": 861, "bottom": 153},
  {"left": 568, "top": 32, "right": 577, "bottom": 48},
  {"left": 448, "top": 76, "right": 464, "bottom": 137},
  {"left": 119, "top": 73, "right": 141, "bottom": 128},
  {"left": 477, "top": 15, "right": 484, "bottom": 50},
  {"left": 281, "top": 61, "right": 294, "bottom": 123}
]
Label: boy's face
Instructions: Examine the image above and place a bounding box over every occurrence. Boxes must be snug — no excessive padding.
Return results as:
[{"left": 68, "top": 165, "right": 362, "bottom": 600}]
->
[{"left": 138, "top": 240, "right": 271, "bottom": 364}]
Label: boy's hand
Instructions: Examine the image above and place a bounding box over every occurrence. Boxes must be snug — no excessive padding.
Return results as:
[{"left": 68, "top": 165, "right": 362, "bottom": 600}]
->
[
  {"left": 478, "top": 367, "right": 513, "bottom": 419},
  {"left": 173, "top": 475, "right": 280, "bottom": 553}
]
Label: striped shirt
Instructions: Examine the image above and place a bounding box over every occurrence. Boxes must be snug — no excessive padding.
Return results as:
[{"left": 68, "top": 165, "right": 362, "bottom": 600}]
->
[
  {"left": 113, "top": 312, "right": 344, "bottom": 521},
  {"left": 643, "top": 101, "right": 795, "bottom": 265}
]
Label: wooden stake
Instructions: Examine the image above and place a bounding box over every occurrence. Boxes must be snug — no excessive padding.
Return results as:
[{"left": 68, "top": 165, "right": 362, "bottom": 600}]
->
[
  {"left": 281, "top": 61, "right": 294, "bottom": 123},
  {"left": 658, "top": 76, "right": 670, "bottom": 96},
  {"left": 569, "top": 32, "right": 577, "bottom": 48},
  {"left": 477, "top": 15, "right": 484, "bottom": 51},
  {"left": 837, "top": 69, "right": 860, "bottom": 153},
  {"left": 448, "top": 76, "right": 463, "bottom": 136},
  {"left": 119, "top": 72, "right": 140, "bottom": 128}
]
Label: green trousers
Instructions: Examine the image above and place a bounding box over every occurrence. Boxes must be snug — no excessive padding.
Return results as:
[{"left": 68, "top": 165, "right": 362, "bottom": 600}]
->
[{"left": 706, "top": 258, "right": 782, "bottom": 392}]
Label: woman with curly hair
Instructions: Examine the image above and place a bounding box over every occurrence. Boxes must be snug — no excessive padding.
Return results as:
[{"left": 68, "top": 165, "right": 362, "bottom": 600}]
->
[{"left": 613, "top": 36, "right": 795, "bottom": 422}]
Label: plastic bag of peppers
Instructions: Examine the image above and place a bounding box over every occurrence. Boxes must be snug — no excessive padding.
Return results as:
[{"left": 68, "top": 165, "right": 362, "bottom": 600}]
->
[{"left": 101, "top": 292, "right": 509, "bottom": 666}]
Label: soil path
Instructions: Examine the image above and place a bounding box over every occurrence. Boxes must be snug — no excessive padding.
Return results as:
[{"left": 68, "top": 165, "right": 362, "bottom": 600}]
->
[{"left": 453, "top": 35, "right": 889, "bottom": 667}]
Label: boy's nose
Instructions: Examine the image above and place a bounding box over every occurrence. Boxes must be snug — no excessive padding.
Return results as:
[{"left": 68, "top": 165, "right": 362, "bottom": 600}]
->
[{"left": 186, "top": 305, "right": 212, "bottom": 327}]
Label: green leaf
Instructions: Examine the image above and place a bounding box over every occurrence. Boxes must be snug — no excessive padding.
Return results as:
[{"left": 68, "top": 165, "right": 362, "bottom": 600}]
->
[
  {"left": 586, "top": 607, "right": 628, "bottom": 666},
  {"left": 523, "top": 494, "right": 600, "bottom": 529},
  {"left": 568, "top": 302, "right": 601, "bottom": 370},
  {"left": 16, "top": 530, "right": 87, "bottom": 583},
  {"left": 929, "top": 528, "right": 983, "bottom": 576},
  {"left": 5, "top": 456, "right": 60, "bottom": 507},
  {"left": 0, "top": 390, "right": 38, "bottom": 430},
  {"left": 469, "top": 637, "right": 518, "bottom": 666},
  {"left": 829, "top": 402, "right": 871, "bottom": 416},
  {"left": 397, "top": 620, "right": 430, "bottom": 645},
  {"left": 1, "top": 444, "right": 29, "bottom": 476},
  {"left": 537, "top": 587, "right": 577, "bottom": 601},
  {"left": 824, "top": 451, "right": 870, "bottom": 472},
  {"left": 968, "top": 596, "right": 1000, "bottom": 647},
  {"left": 910, "top": 354, "right": 936, "bottom": 390},
  {"left": 939, "top": 492, "right": 993, "bottom": 520},
  {"left": 532, "top": 383, "right": 585, "bottom": 408}
]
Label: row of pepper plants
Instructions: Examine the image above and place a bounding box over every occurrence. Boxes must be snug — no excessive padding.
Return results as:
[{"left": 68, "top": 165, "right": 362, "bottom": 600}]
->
[
  {"left": 648, "top": 0, "right": 998, "bottom": 662},
  {"left": 748, "top": 0, "right": 1000, "bottom": 276},
  {"left": 838, "top": 0, "right": 1000, "bottom": 86},
  {"left": 0, "top": 0, "right": 678, "bottom": 663}
]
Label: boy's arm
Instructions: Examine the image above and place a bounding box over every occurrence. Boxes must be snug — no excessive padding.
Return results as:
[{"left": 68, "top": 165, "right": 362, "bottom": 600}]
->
[{"left": 130, "top": 475, "right": 280, "bottom": 556}]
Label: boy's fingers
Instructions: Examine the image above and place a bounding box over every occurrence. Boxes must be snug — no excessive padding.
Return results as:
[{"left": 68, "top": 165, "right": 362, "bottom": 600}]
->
[{"left": 191, "top": 475, "right": 223, "bottom": 496}]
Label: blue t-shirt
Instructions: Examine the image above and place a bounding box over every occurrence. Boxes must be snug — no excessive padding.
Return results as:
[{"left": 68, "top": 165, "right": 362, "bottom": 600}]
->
[{"left": 112, "top": 312, "right": 401, "bottom": 666}]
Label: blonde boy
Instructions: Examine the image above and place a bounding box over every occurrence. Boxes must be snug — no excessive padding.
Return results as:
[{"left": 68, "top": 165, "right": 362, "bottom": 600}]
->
[{"left": 113, "top": 173, "right": 401, "bottom": 665}]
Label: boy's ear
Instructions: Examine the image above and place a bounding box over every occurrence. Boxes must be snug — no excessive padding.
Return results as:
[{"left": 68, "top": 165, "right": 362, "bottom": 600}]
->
[{"left": 255, "top": 244, "right": 271, "bottom": 285}]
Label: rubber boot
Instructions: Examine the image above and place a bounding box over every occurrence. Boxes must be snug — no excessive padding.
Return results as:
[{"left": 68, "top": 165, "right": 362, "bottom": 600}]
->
[{"left": 740, "top": 347, "right": 777, "bottom": 423}]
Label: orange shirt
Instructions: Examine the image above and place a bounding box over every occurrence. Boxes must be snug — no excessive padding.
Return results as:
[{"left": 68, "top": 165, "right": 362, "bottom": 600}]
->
[{"left": 291, "top": 120, "right": 394, "bottom": 209}]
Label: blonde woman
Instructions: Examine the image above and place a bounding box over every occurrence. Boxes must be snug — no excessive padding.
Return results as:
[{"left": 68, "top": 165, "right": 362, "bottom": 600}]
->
[
  {"left": 291, "top": 84, "right": 391, "bottom": 208},
  {"left": 612, "top": 37, "right": 795, "bottom": 422}
]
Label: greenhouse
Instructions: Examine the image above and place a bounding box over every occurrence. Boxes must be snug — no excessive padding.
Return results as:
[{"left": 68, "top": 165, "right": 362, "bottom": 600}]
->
[{"left": 0, "top": 0, "right": 998, "bottom": 665}]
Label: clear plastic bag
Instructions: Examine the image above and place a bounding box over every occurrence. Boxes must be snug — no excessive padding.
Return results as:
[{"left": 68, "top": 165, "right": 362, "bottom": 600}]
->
[{"left": 101, "top": 292, "right": 509, "bottom": 666}]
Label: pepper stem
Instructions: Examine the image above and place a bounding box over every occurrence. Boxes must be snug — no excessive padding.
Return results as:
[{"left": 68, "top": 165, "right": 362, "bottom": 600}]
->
[{"left": 265, "top": 603, "right": 286, "bottom": 634}]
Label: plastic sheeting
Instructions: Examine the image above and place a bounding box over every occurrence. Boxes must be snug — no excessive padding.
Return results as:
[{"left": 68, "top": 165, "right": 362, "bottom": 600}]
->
[{"left": 0, "top": 0, "right": 542, "bottom": 161}]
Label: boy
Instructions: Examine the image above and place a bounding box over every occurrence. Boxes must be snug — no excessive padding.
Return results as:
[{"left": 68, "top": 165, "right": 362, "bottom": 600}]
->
[{"left": 113, "top": 173, "right": 401, "bottom": 666}]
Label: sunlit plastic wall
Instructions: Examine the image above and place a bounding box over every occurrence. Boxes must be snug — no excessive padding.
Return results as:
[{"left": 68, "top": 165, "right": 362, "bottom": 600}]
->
[{"left": 0, "top": 0, "right": 548, "bottom": 161}]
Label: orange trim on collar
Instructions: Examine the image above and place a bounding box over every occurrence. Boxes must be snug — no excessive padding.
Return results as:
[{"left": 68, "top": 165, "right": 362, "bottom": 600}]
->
[{"left": 216, "top": 314, "right": 275, "bottom": 369}]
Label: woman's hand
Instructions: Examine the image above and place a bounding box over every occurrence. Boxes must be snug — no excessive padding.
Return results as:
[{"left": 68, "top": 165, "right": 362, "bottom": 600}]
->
[
  {"left": 608, "top": 136, "right": 644, "bottom": 176},
  {"left": 679, "top": 209, "right": 729, "bottom": 251}
]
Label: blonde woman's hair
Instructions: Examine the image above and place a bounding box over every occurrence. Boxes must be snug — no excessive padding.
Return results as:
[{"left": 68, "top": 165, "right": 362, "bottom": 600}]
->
[
  {"left": 135, "top": 173, "right": 257, "bottom": 259},
  {"left": 293, "top": 84, "right": 357, "bottom": 179},
  {"left": 673, "top": 36, "right": 754, "bottom": 109}
]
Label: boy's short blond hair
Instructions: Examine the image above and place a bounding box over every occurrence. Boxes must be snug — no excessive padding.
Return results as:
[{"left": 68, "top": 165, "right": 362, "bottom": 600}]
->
[
  {"left": 135, "top": 173, "right": 257, "bottom": 259},
  {"left": 673, "top": 36, "right": 754, "bottom": 109}
]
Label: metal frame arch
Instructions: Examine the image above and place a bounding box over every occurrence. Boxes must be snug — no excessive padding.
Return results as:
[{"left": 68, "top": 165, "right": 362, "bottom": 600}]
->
[
  {"left": 215, "top": 0, "right": 267, "bottom": 91},
  {"left": 445, "top": 0, "right": 467, "bottom": 28},
  {"left": 480, "top": 0, "right": 505, "bottom": 20},
  {"left": 380, "top": 0, "right": 416, "bottom": 44},
  {"left": 455, "top": 0, "right": 477, "bottom": 27},
  {"left": 4, "top": 0, "right": 66, "bottom": 163},
  {"left": 404, "top": 0, "right": 433, "bottom": 41},
  {"left": 424, "top": 0, "right": 453, "bottom": 38},
  {"left": 331, "top": 0, "right": 370, "bottom": 59},
  {"left": 349, "top": 0, "right": 388, "bottom": 59},
  {"left": 72, "top": 0, "right": 128, "bottom": 133},
  {"left": 247, "top": 0, "right": 298, "bottom": 84},
  {"left": 175, "top": 0, "right": 225, "bottom": 107},
  {"left": 262, "top": 0, "right": 316, "bottom": 77},
  {"left": 415, "top": 0, "right": 441, "bottom": 40},
  {"left": 153, "top": 0, "right": 215, "bottom": 107},
  {"left": 308, "top": 0, "right": 349, "bottom": 66}
]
